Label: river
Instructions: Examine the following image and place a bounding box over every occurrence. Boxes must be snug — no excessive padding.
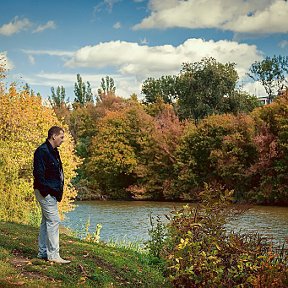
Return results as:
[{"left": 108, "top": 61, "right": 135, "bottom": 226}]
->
[{"left": 62, "top": 200, "right": 288, "bottom": 245}]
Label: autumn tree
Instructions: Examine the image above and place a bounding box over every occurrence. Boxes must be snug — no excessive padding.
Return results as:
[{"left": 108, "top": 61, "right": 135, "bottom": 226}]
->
[
  {"left": 69, "top": 92, "right": 125, "bottom": 150},
  {"left": 84, "top": 101, "right": 155, "bottom": 199},
  {"left": 69, "top": 93, "right": 130, "bottom": 200},
  {"left": 248, "top": 89, "right": 288, "bottom": 204},
  {"left": 0, "top": 82, "right": 80, "bottom": 224},
  {"left": 175, "top": 113, "right": 258, "bottom": 200},
  {"left": 248, "top": 55, "right": 288, "bottom": 103},
  {"left": 137, "top": 102, "right": 187, "bottom": 199},
  {"left": 79, "top": 96, "right": 187, "bottom": 200}
]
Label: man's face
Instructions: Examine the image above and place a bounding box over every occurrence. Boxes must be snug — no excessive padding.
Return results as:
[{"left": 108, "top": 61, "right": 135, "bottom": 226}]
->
[{"left": 53, "top": 130, "right": 65, "bottom": 147}]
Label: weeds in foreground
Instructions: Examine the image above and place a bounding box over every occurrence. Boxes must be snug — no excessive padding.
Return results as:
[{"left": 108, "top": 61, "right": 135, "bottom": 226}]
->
[
  {"left": 83, "top": 217, "right": 102, "bottom": 243},
  {"left": 106, "top": 238, "right": 144, "bottom": 253},
  {"left": 145, "top": 213, "right": 168, "bottom": 259}
]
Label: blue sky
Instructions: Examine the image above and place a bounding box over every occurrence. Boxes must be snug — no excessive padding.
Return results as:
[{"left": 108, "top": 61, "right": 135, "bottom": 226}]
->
[{"left": 1, "top": 0, "right": 288, "bottom": 101}]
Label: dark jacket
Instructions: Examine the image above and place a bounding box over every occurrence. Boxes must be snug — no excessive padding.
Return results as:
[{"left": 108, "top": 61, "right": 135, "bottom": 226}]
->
[{"left": 33, "top": 140, "right": 64, "bottom": 202}]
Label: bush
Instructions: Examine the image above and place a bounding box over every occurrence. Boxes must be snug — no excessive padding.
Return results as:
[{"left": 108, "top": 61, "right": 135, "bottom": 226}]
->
[{"left": 148, "top": 184, "right": 288, "bottom": 287}]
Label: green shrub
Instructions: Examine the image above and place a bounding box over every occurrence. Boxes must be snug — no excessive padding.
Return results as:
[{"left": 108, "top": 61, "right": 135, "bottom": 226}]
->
[{"left": 145, "top": 213, "right": 168, "bottom": 259}]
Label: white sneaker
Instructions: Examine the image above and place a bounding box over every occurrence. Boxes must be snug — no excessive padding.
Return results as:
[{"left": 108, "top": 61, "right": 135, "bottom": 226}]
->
[{"left": 49, "top": 257, "right": 71, "bottom": 264}]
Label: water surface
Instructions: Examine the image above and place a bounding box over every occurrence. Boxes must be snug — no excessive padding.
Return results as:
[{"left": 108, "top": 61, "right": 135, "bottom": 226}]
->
[{"left": 62, "top": 201, "right": 288, "bottom": 244}]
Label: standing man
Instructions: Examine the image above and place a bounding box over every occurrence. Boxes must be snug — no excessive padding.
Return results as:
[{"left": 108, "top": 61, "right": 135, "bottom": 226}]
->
[{"left": 33, "top": 126, "right": 70, "bottom": 264}]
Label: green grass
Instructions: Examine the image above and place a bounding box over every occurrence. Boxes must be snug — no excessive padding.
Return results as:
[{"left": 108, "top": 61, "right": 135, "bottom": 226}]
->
[{"left": 0, "top": 221, "right": 171, "bottom": 288}]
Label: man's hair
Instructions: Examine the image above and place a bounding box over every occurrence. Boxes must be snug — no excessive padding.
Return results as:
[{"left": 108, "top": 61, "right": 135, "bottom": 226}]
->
[{"left": 48, "top": 126, "right": 64, "bottom": 139}]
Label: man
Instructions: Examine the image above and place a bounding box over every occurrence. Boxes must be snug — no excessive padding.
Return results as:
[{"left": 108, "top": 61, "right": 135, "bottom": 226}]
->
[{"left": 33, "top": 126, "right": 70, "bottom": 264}]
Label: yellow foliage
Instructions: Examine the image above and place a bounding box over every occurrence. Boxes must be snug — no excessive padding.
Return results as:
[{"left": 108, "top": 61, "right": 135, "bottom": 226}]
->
[{"left": 0, "top": 84, "right": 80, "bottom": 224}]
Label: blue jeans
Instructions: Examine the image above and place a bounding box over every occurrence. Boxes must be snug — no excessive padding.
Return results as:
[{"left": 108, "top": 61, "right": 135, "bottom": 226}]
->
[{"left": 35, "top": 189, "right": 60, "bottom": 260}]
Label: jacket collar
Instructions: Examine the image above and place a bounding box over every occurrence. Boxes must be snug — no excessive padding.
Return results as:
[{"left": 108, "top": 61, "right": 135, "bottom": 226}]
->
[
  {"left": 45, "top": 139, "right": 62, "bottom": 167},
  {"left": 45, "top": 139, "right": 58, "bottom": 153}
]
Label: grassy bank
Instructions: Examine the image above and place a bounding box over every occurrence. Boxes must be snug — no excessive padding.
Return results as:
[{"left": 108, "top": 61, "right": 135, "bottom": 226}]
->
[{"left": 0, "top": 221, "right": 171, "bottom": 288}]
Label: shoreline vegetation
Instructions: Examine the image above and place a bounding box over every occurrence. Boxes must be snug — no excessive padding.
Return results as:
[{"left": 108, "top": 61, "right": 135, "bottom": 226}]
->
[{"left": 71, "top": 89, "right": 288, "bottom": 206}]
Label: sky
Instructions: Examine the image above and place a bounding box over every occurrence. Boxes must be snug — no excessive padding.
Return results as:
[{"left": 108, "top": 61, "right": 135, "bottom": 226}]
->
[{"left": 1, "top": 0, "right": 288, "bottom": 101}]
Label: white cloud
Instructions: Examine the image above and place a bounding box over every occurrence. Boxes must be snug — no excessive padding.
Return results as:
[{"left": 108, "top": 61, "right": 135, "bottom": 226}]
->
[
  {"left": 242, "top": 80, "right": 267, "bottom": 97},
  {"left": 24, "top": 72, "right": 81, "bottom": 88},
  {"left": 226, "top": 1, "right": 288, "bottom": 33},
  {"left": 0, "top": 17, "right": 55, "bottom": 37},
  {"left": 33, "top": 72, "right": 79, "bottom": 86},
  {"left": 22, "top": 49, "right": 74, "bottom": 57},
  {"left": 0, "top": 51, "right": 14, "bottom": 70},
  {"left": 140, "top": 37, "right": 148, "bottom": 44},
  {"left": 133, "top": 0, "right": 288, "bottom": 34},
  {"left": 62, "top": 38, "right": 263, "bottom": 97},
  {"left": 16, "top": 39, "right": 264, "bottom": 98},
  {"left": 0, "top": 17, "right": 31, "bottom": 36},
  {"left": 94, "top": 0, "right": 121, "bottom": 13},
  {"left": 279, "top": 40, "right": 288, "bottom": 49},
  {"left": 113, "top": 21, "right": 121, "bottom": 29},
  {"left": 33, "top": 20, "right": 56, "bottom": 33},
  {"left": 65, "top": 38, "right": 262, "bottom": 81},
  {"left": 28, "top": 55, "right": 35, "bottom": 65}
]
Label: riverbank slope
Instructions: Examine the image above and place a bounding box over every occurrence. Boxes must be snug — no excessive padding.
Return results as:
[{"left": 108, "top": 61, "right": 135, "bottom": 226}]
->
[{"left": 0, "top": 221, "right": 170, "bottom": 288}]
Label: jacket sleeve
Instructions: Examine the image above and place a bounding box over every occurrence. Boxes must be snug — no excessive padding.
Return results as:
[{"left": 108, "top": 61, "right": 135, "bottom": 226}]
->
[{"left": 33, "top": 148, "right": 59, "bottom": 197}]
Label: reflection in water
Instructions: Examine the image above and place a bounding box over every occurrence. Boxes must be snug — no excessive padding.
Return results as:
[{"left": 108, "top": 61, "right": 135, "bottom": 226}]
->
[{"left": 62, "top": 201, "right": 288, "bottom": 244}]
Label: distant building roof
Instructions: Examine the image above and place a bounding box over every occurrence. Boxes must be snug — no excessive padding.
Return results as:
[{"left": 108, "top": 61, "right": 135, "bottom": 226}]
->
[{"left": 257, "top": 96, "right": 269, "bottom": 105}]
